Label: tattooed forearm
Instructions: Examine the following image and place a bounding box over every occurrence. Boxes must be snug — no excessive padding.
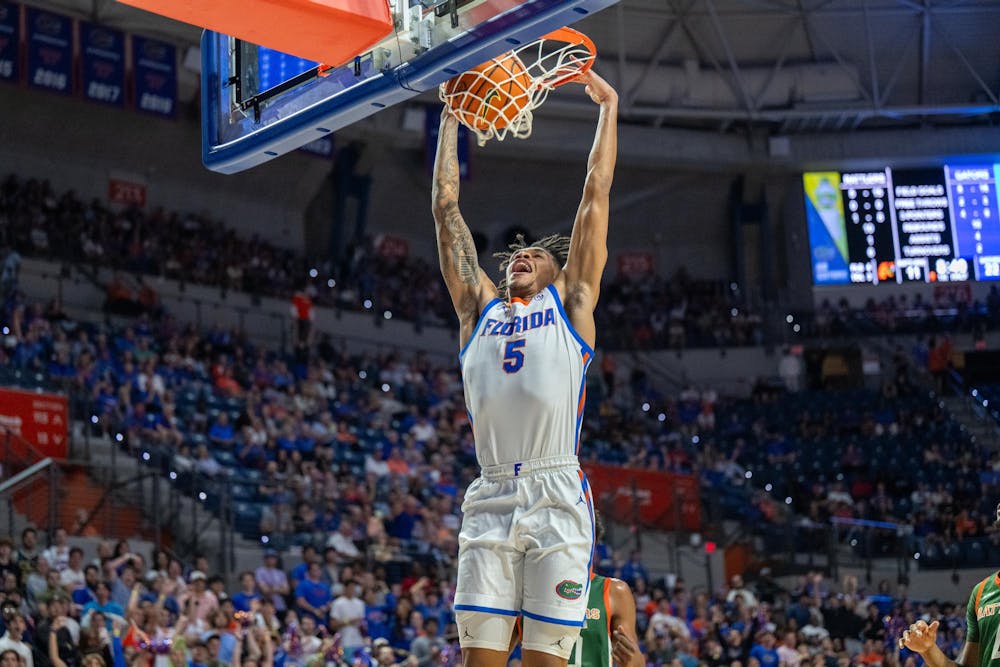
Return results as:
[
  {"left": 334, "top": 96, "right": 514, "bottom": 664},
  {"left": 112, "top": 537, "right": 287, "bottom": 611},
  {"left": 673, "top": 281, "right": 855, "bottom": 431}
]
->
[
  {"left": 432, "top": 115, "right": 461, "bottom": 209},
  {"left": 450, "top": 225, "right": 481, "bottom": 286},
  {"left": 432, "top": 110, "right": 482, "bottom": 292}
]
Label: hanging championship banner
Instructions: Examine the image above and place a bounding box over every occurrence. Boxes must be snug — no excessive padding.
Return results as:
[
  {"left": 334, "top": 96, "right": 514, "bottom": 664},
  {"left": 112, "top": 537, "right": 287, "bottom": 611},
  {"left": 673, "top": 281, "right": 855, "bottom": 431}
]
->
[
  {"left": 0, "top": 2, "right": 20, "bottom": 84},
  {"left": 132, "top": 34, "right": 177, "bottom": 118},
  {"left": 81, "top": 22, "right": 125, "bottom": 107},
  {"left": 26, "top": 7, "right": 72, "bottom": 94}
]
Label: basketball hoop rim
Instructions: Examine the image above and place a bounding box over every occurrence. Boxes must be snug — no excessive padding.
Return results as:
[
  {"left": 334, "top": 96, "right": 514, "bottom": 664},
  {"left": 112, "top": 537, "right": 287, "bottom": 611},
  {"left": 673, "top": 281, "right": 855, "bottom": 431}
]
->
[
  {"left": 437, "top": 23, "right": 598, "bottom": 144},
  {"left": 537, "top": 26, "right": 597, "bottom": 88}
]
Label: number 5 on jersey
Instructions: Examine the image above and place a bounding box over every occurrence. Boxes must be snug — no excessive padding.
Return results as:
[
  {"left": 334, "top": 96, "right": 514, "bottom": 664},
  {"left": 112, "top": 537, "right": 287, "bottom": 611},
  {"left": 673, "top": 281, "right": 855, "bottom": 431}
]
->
[{"left": 502, "top": 339, "right": 526, "bottom": 373}]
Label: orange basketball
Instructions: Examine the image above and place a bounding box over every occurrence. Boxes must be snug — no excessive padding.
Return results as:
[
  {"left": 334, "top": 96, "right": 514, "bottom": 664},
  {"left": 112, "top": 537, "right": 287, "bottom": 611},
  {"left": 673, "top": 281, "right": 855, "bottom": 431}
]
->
[{"left": 444, "top": 52, "right": 532, "bottom": 132}]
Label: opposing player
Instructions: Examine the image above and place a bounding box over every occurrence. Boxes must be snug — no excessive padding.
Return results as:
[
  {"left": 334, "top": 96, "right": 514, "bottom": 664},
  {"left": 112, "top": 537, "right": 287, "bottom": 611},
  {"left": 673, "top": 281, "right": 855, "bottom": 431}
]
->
[
  {"left": 510, "top": 514, "right": 643, "bottom": 667},
  {"left": 510, "top": 572, "right": 642, "bottom": 667},
  {"left": 899, "top": 503, "right": 1000, "bottom": 667},
  {"left": 431, "top": 68, "right": 618, "bottom": 667},
  {"left": 568, "top": 540, "right": 642, "bottom": 667}
]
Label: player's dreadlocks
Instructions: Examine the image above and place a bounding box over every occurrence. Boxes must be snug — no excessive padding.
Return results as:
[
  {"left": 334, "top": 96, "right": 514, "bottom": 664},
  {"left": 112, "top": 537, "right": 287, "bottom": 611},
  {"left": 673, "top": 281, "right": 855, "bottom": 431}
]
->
[{"left": 494, "top": 232, "right": 571, "bottom": 294}]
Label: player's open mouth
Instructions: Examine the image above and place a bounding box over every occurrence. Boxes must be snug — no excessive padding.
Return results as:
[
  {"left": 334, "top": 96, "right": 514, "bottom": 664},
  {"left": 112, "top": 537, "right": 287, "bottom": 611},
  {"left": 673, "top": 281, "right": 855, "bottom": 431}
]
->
[{"left": 512, "top": 260, "right": 531, "bottom": 274}]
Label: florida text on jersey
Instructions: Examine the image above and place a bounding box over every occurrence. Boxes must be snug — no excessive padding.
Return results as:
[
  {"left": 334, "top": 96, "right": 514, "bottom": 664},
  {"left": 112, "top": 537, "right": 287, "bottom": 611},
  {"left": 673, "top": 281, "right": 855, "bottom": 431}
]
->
[{"left": 459, "top": 284, "right": 594, "bottom": 468}]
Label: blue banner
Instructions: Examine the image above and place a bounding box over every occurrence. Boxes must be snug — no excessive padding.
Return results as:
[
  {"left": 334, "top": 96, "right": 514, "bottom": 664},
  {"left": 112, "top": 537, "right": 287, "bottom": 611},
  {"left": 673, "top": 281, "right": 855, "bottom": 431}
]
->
[
  {"left": 132, "top": 34, "right": 176, "bottom": 118},
  {"left": 81, "top": 22, "right": 124, "bottom": 107},
  {"left": 26, "top": 7, "right": 71, "bottom": 94},
  {"left": 0, "top": 2, "right": 19, "bottom": 84}
]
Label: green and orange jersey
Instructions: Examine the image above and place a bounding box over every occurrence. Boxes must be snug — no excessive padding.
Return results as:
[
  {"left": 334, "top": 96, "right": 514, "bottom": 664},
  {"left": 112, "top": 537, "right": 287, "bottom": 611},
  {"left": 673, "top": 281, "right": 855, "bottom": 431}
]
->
[
  {"left": 569, "top": 574, "right": 613, "bottom": 667},
  {"left": 966, "top": 573, "right": 1000, "bottom": 666}
]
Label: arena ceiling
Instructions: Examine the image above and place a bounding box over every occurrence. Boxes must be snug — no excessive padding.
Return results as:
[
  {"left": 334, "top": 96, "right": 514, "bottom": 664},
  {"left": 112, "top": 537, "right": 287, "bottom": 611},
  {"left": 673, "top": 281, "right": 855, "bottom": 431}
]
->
[{"left": 30, "top": 0, "right": 1000, "bottom": 137}]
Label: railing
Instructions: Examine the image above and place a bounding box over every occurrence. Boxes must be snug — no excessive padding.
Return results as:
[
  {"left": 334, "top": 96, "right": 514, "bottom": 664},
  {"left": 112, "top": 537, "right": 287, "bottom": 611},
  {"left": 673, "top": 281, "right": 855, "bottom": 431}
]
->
[
  {"left": 0, "top": 457, "right": 56, "bottom": 538},
  {"left": 0, "top": 427, "right": 59, "bottom": 539},
  {"left": 76, "top": 429, "right": 239, "bottom": 581},
  {"left": 779, "top": 303, "right": 999, "bottom": 340},
  {"left": 0, "top": 407, "right": 237, "bottom": 577},
  {"left": 946, "top": 368, "right": 1000, "bottom": 437},
  {"left": 628, "top": 351, "right": 687, "bottom": 392},
  {"left": 698, "top": 461, "right": 935, "bottom": 580},
  {"left": 17, "top": 256, "right": 459, "bottom": 361}
]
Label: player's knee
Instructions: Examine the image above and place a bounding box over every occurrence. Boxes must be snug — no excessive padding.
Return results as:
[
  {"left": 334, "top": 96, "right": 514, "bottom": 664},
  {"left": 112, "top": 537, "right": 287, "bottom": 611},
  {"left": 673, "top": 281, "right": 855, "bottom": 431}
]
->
[
  {"left": 521, "top": 647, "right": 574, "bottom": 666},
  {"left": 462, "top": 647, "right": 512, "bottom": 667},
  {"left": 456, "top": 610, "right": 517, "bottom": 654},
  {"left": 520, "top": 618, "right": 582, "bottom": 661}
]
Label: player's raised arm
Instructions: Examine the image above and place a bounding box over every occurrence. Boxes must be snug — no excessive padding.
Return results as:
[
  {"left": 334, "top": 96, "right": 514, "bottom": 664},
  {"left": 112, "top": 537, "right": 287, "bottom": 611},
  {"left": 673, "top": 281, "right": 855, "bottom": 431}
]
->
[
  {"left": 562, "top": 69, "right": 618, "bottom": 310},
  {"left": 609, "top": 579, "right": 643, "bottom": 667},
  {"left": 431, "top": 108, "right": 498, "bottom": 334}
]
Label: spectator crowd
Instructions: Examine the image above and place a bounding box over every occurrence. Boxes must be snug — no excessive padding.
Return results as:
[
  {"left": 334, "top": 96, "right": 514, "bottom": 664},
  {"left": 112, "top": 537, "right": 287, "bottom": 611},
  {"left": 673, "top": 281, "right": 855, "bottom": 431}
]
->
[
  {"left": 0, "top": 174, "right": 761, "bottom": 351},
  {"left": 0, "top": 525, "right": 975, "bottom": 667},
  {"left": 8, "top": 172, "right": 1000, "bottom": 360},
  {"left": 0, "top": 271, "right": 996, "bottom": 568},
  {"left": 0, "top": 171, "right": 996, "bottom": 667}
]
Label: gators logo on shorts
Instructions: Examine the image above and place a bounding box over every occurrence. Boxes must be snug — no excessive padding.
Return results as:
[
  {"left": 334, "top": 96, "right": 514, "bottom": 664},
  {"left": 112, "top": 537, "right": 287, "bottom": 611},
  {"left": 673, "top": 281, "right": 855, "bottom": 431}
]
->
[{"left": 555, "top": 580, "right": 584, "bottom": 600}]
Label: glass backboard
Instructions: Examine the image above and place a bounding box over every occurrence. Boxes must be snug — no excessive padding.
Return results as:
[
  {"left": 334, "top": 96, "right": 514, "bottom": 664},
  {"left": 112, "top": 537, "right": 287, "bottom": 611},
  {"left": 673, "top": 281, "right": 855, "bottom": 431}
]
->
[{"left": 201, "top": 0, "right": 618, "bottom": 174}]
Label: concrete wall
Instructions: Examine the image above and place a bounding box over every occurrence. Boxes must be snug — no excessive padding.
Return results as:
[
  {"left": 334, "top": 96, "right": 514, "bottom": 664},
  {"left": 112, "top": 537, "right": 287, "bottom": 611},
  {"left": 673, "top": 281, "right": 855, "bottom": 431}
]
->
[
  {"left": 0, "top": 84, "right": 738, "bottom": 279},
  {"left": 354, "top": 158, "right": 737, "bottom": 280},
  {"left": 17, "top": 259, "right": 460, "bottom": 359},
  {"left": 13, "top": 79, "right": 1000, "bottom": 307},
  {"left": 0, "top": 86, "right": 330, "bottom": 249},
  {"left": 634, "top": 347, "right": 781, "bottom": 394},
  {"left": 19, "top": 257, "right": 792, "bottom": 392},
  {"left": 835, "top": 565, "right": 994, "bottom": 603}
]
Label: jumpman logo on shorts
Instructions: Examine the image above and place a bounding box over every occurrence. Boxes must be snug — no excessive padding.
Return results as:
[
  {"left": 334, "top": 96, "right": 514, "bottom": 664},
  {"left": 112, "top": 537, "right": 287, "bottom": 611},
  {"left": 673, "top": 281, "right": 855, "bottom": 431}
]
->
[
  {"left": 551, "top": 637, "right": 566, "bottom": 649},
  {"left": 576, "top": 494, "right": 585, "bottom": 505},
  {"left": 463, "top": 628, "right": 475, "bottom": 640}
]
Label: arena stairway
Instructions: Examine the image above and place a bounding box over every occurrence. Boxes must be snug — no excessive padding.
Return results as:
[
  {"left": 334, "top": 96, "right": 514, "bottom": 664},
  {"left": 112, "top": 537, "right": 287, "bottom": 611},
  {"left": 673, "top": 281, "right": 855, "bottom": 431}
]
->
[
  {"left": 12, "top": 465, "right": 147, "bottom": 539},
  {"left": 82, "top": 432, "right": 266, "bottom": 577},
  {"left": 941, "top": 394, "right": 1000, "bottom": 449}
]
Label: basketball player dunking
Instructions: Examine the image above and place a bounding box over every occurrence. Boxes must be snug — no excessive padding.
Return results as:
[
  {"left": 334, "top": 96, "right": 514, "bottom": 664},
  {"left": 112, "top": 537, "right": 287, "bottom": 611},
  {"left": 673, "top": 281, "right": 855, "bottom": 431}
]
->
[{"left": 431, "top": 69, "right": 618, "bottom": 667}]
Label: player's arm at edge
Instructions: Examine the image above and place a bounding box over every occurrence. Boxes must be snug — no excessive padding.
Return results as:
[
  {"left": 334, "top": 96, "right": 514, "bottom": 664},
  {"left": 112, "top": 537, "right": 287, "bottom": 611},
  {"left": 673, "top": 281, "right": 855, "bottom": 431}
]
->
[
  {"left": 431, "top": 109, "right": 498, "bottom": 338},
  {"left": 917, "top": 632, "right": 976, "bottom": 667},
  {"left": 609, "top": 578, "right": 643, "bottom": 667},
  {"left": 903, "top": 618, "right": 978, "bottom": 667},
  {"left": 561, "top": 70, "right": 618, "bottom": 312},
  {"left": 913, "top": 579, "right": 984, "bottom": 667},
  {"left": 953, "top": 641, "right": 980, "bottom": 667}
]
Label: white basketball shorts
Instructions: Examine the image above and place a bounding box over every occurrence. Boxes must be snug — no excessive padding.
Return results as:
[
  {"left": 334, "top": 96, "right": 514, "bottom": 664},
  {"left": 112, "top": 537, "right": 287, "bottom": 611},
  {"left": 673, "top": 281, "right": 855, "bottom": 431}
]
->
[{"left": 454, "top": 455, "right": 595, "bottom": 657}]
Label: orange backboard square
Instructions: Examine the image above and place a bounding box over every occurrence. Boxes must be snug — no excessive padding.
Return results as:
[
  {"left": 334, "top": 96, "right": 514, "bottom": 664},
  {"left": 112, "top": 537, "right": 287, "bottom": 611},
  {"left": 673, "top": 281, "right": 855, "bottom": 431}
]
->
[{"left": 117, "top": 0, "right": 393, "bottom": 68}]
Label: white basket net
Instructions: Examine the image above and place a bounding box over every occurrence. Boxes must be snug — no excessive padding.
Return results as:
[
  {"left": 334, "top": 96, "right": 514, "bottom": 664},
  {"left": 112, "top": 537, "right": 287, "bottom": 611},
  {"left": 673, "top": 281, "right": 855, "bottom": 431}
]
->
[{"left": 439, "top": 28, "right": 596, "bottom": 145}]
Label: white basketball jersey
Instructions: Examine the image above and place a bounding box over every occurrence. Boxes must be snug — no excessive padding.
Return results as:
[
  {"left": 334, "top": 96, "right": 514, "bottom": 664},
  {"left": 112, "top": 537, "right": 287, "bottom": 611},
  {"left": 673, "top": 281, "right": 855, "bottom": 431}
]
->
[{"left": 459, "top": 284, "right": 594, "bottom": 468}]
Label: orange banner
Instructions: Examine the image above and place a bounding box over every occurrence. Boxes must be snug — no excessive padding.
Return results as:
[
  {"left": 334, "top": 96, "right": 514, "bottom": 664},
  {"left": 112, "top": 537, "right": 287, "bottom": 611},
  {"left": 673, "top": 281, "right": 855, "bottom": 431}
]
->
[
  {"left": 582, "top": 463, "right": 701, "bottom": 531},
  {"left": 0, "top": 387, "right": 69, "bottom": 458}
]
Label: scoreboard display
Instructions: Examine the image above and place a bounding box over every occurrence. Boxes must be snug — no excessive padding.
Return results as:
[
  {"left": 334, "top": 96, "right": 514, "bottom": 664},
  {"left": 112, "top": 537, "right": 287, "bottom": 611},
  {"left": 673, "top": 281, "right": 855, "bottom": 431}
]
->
[{"left": 804, "top": 165, "right": 1000, "bottom": 285}]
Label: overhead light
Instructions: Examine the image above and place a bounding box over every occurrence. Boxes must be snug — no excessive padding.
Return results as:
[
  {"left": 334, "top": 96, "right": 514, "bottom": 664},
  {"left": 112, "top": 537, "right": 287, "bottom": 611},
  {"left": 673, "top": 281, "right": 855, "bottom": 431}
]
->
[
  {"left": 182, "top": 46, "right": 201, "bottom": 74},
  {"left": 402, "top": 106, "right": 424, "bottom": 132}
]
